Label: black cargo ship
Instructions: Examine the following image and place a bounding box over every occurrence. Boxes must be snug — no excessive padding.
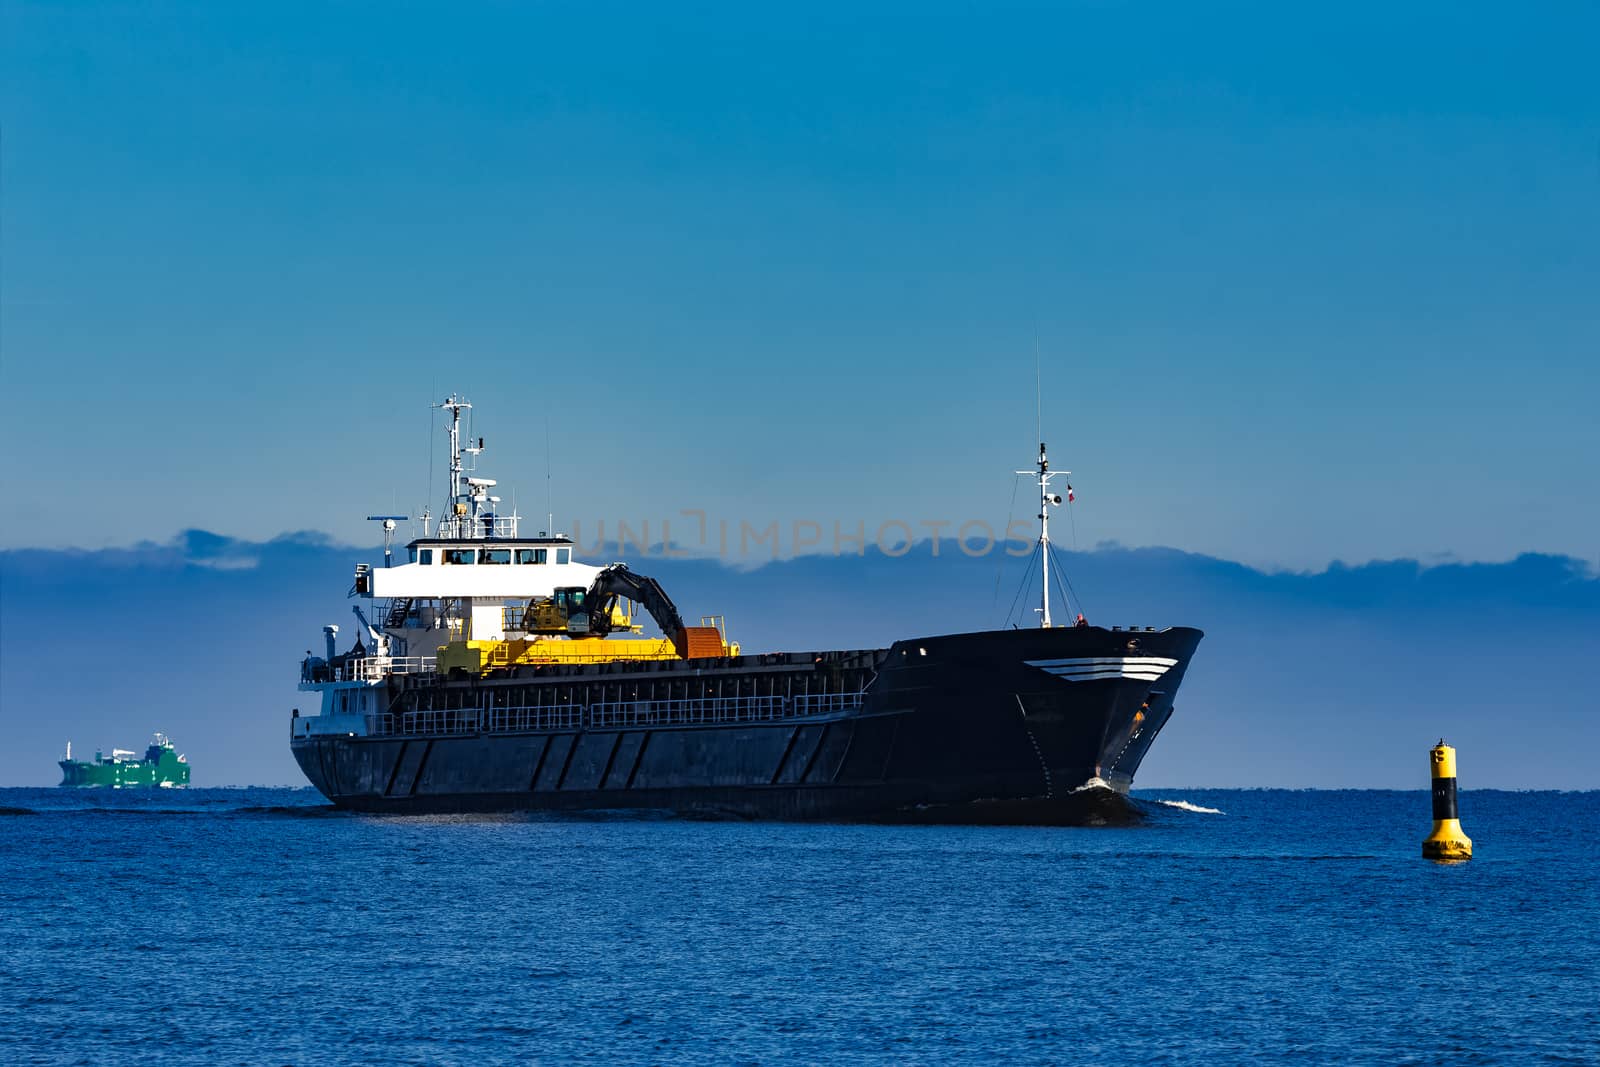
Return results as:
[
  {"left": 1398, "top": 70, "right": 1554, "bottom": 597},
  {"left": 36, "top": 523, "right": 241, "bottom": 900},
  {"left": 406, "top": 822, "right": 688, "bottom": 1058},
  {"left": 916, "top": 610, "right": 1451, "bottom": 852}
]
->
[
  {"left": 294, "top": 624, "right": 1201, "bottom": 819},
  {"left": 291, "top": 396, "right": 1202, "bottom": 821}
]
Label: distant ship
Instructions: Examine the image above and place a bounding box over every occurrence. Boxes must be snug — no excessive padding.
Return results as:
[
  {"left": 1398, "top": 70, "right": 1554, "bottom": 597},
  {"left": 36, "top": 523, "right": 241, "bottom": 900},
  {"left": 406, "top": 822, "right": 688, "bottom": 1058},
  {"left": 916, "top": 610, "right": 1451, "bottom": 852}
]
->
[
  {"left": 291, "top": 395, "right": 1203, "bottom": 821},
  {"left": 59, "top": 734, "right": 190, "bottom": 788}
]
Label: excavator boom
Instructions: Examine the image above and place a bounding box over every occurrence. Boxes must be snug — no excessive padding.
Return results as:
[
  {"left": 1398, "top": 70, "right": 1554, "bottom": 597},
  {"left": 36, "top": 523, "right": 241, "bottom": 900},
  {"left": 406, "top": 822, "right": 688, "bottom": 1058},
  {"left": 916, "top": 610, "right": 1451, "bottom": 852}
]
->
[{"left": 585, "top": 564, "right": 686, "bottom": 643}]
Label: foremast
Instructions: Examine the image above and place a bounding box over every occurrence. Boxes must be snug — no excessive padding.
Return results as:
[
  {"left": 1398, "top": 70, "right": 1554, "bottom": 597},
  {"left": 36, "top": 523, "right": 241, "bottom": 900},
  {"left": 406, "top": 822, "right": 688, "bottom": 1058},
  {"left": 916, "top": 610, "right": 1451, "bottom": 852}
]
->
[{"left": 1016, "top": 443, "right": 1068, "bottom": 628}]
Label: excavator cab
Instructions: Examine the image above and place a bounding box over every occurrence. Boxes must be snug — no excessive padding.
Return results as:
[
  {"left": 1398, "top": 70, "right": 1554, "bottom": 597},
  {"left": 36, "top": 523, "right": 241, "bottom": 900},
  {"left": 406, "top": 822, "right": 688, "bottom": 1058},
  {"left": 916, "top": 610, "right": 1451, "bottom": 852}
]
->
[
  {"left": 555, "top": 587, "right": 589, "bottom": 633},
  {"left": 527, "top": 586, "right": 632, "bottom": 636}
]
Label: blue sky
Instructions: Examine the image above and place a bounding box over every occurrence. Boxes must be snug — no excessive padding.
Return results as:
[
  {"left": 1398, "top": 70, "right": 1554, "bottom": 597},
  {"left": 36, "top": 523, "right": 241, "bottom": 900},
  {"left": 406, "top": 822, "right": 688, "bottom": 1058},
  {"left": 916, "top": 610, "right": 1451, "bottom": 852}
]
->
[{"left": 2, "top": 1, "right": 1597, "bottom": 567}]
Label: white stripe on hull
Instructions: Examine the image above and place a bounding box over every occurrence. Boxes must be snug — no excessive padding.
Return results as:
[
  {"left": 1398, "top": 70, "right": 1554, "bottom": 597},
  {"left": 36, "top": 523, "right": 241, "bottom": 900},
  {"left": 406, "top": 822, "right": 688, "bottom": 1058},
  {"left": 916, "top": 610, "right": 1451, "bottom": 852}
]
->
[{"left": 1024, "top": 656, "right": 1179, "bottom": 682}]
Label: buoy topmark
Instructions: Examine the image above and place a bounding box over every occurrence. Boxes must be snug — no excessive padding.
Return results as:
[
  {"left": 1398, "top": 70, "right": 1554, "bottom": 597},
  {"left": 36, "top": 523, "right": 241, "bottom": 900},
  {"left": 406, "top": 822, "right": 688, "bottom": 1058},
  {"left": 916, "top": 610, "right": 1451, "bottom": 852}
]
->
[{"left": 1423, "top": 740, "right": 1472, "bottom": 861}]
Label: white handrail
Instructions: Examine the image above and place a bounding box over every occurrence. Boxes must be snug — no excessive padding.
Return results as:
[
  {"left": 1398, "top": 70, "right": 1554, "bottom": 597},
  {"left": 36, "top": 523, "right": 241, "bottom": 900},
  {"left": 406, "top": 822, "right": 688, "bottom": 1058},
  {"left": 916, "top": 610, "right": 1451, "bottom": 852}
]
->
[
  {"left": 369, "top": 690, "right": 866, "bottom": 738},
  {"left": 434, "top": 515, "right": 521, "bottom": 540}
]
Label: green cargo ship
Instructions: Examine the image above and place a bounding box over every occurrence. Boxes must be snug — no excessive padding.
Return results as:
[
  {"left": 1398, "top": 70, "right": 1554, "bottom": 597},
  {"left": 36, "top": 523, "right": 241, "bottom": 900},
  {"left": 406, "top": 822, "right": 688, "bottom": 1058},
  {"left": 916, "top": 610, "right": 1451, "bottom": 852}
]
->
[{"left": 58, "top": 734, "right": 190, "bottom": 788}]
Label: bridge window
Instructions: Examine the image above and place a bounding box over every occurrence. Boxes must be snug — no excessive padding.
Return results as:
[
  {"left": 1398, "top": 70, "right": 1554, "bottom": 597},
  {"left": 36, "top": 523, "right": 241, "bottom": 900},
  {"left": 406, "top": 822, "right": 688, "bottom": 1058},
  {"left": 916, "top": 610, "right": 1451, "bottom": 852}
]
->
[
  {"left": 515, "top": 548, "right": 548, "bottom": 565},
  {"left": 418, "top": 549, "right": 433, "bottom": 565},
  {"left": 555, "top": 548, "right": 571, "bottom": 564},
  {"left": 443, "top": 549, "right": 475, "bottom": 565},
  {"left": 481, "top": 549, "right": 512, "bottom": 565}
]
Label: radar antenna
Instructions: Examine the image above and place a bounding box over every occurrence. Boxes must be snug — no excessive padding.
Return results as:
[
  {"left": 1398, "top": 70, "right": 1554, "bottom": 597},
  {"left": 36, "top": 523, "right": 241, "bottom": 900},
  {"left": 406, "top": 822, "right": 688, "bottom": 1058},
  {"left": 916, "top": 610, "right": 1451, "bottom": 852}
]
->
[{"left": 366, "top": 515, "right": 409, "bottom": 567}]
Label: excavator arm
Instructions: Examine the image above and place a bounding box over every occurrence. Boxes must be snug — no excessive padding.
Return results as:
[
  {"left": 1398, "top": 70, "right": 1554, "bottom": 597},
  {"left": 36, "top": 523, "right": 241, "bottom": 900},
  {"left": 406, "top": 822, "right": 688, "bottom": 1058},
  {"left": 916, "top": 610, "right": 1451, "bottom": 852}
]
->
[{"left": 582, "top": 563, "right": 687, "bottom": 646}]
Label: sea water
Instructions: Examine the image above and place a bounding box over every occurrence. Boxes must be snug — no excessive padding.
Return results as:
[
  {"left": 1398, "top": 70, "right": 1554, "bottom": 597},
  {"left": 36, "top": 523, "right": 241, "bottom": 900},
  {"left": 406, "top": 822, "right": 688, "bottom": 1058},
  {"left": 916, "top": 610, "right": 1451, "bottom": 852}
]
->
[{"left": 1, "top": 788, "right": 1595, "bottom": 1065}]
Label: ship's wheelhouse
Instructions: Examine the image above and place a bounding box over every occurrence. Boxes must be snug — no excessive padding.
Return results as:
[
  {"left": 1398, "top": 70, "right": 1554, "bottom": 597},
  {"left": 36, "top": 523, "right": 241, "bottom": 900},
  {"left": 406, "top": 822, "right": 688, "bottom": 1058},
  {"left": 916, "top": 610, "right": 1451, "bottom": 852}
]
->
[
  {"left": 370, "top": 536, "right": 598, "bottom": 602},
  {"left": 408, "top": 542, "right": 574, "bottom": 567}
]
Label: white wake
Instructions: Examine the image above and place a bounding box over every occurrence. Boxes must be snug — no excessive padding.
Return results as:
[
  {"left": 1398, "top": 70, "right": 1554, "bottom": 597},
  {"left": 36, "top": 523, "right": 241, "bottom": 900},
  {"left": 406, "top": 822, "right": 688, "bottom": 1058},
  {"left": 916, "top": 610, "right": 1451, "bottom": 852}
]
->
[{"left": 1153, "top": 799, "right": 1225, "bottom": 815}]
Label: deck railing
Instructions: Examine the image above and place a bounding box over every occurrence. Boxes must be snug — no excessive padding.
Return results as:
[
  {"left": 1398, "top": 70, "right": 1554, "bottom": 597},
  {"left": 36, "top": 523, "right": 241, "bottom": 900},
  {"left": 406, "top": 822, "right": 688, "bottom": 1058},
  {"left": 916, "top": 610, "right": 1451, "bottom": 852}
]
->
[
  {"left": 589, "top": 692, "right": 859, "bottom": 728},
  {"left": 433, "top": 515, "right": 521, "bottom": 540},
  {"left": 301, "top": 656, "right": 437, "bottom": 685},
  {"left": 369, "top": 689, "right": 865, "bottom": 738}
]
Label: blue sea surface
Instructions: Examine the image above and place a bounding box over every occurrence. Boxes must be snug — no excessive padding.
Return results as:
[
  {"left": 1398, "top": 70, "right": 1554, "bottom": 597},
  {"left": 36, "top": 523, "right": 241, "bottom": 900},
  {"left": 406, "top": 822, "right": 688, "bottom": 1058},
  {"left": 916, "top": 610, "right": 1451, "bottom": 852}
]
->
[{"left": 1, "top": 788, "right": 1596, "bottom": 1066}]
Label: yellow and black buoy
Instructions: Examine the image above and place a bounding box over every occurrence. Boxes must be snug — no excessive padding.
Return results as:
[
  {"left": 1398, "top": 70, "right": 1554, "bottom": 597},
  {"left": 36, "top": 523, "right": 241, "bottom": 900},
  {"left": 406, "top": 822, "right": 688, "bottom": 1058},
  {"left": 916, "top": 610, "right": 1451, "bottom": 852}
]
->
[{"left": 1422, "top": 740, "right": 1472, "bottom": 861}]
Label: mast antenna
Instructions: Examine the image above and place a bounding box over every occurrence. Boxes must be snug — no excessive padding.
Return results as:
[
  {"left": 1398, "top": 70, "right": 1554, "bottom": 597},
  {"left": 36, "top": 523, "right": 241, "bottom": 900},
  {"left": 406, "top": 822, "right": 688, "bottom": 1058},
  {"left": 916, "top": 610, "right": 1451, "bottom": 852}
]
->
[
  {"left": 1016, "top": 357, "right": 1066, "bottom": 628},
  {"left": 423, "top": 401, "right": 436, "bottom": 537},
  {"left": 436, "top": 393, "right": 473, "bottom": 524},
  {"left": 1035, "top": 336, "right": 1041, "bottom": 452}
]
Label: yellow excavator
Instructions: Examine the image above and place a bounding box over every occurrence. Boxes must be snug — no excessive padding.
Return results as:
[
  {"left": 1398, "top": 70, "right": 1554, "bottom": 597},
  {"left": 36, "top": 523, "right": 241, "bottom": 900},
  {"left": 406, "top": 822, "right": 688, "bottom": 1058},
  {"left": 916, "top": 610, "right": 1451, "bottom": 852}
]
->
[{"left": 437, "top": 563, "right": 736, "bottom": 675}]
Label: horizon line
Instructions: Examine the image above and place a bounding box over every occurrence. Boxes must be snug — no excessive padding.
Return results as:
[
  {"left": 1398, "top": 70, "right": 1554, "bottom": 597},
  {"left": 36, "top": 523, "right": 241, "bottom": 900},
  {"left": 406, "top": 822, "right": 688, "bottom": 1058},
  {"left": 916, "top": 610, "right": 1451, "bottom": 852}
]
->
[{"left": 2, "top": 525, "right": 1596, "bottom": 581}]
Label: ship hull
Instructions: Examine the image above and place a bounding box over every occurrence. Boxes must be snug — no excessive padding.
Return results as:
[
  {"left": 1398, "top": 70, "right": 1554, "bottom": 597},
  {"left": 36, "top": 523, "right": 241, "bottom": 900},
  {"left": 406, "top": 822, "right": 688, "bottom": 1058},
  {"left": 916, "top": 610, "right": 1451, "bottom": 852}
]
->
[{"left": 291, "top": 626, "right": 1202, "bottom": 823}]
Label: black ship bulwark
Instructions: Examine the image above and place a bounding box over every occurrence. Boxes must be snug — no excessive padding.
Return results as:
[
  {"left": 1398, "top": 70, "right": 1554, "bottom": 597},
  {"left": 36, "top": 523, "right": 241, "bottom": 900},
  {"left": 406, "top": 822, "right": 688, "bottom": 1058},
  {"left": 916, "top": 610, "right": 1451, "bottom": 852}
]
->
[
  {"left": 290, "top": 396, "right": 1203, "bottom": 822},
  {"left": 292, "top": 625, "right": 1201, "bottom": 821}
]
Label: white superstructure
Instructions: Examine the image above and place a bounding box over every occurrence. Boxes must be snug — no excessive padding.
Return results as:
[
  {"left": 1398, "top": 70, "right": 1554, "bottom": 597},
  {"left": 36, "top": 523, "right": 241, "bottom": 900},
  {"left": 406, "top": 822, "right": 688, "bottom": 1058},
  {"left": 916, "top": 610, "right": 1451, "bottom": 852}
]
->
[
  {"left": 295, "top": 393, "right": 607, "bottom": 738},
  {"left": 352, "top": 394, "right": 600, "bottom": 647}
]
